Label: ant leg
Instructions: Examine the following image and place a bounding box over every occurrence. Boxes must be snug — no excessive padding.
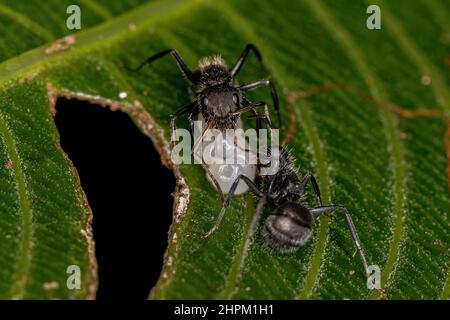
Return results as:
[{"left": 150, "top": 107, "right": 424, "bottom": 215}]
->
[
  {"left": 125, "top": 49, "right": 197, "bottom": 83},
  {"left": 242, "top": 98, "right": 278, "bottom": 175},
  {"left": 310, "top": 205, "right": 369, "bottom": 276},
  {"left": 189, "top": 122, "right": 224, "bottom": 201},
  {"left": 170, "top": 102, "right": 196, "bottom": 141},
  {"left": 248, "top": 102, "right": 274, "bottom": 131},
  {"left": 251, "top": 108, "right": 263, "bottom": 164},
  {"left": 191, "top": 121, "right": 212, "bottom": 160},
  {"left": 249, "top": 107, "right": 262, "bottom": 135},
  {"left": 242, "top": 98, "right": 274, "bottom": 130},
  {"left": 300, "top": 173, "right": 323, "bottom": 205},
  {"left": 243, "top": 101, "right": 263, "bottom": 168},
  {"left": 236, "top": 102, "right": 261, "bottom": 146},
  {"left": 236, "top": 195, "right": 268, "bottom": 285},
  {"left": 240, "top": 80, "right": 281, "bottom": 128},
  {"left": 204, "top": 174, "right": 263, "bottom": 238},
  {"left": 230, "top": 44, "right": 262, "bottom": 78},
  {"left": 262, "top": 103, "right": 273, "bottom": 129},
  {"left": 201, "top": 163, "right": 225, "bottom": 203}
]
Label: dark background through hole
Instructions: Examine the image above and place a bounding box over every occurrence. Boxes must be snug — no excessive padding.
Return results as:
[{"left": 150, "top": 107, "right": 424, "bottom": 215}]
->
[{"left": 54, "top": 98, "right": 175, "bottom": 300}]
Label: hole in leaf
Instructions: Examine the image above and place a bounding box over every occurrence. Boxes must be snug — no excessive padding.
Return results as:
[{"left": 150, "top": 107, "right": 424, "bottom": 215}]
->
[{"left": 54, "top": 98, "right": 175, "bottom": 300}]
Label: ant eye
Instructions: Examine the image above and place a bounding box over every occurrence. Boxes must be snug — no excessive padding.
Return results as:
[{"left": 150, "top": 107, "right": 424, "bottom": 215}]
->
[
  {"left": 232, "top": 93, "right": 239, "bottom": 105},
  {"left": 201, "top": 96, "right": 209, "bottom": 107}
]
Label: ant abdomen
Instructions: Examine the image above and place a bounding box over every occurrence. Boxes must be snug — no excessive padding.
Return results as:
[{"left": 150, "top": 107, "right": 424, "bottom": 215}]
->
[{"left": 263, "top": 202, "right": 313, "bottom": 253}]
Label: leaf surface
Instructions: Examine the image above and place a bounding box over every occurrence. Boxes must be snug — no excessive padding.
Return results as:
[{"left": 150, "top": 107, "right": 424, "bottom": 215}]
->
[{"left": 0, "top": 0, "right": 448, "bottom": 299}]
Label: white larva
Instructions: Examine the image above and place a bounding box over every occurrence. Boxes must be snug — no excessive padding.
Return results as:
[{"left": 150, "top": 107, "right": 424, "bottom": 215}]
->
[{"left": 193, "top": 116, "right": 256, "bottom": 195}]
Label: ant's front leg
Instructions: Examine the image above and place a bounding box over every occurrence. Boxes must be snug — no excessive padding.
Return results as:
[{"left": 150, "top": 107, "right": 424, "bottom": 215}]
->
[
  {"left": 241, "top": 98, "right": 273, "bottom": 130},
  {"left": 240, "top": 80, "right": 281, "bottom": 128},
  {"left": 170, "top": 102, "right": 196, "bottom": 141}
]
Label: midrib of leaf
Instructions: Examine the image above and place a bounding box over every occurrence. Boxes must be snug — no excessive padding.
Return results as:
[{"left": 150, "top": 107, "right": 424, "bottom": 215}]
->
[
  {"left": 0, "top": 4, "right": 54, "bottom": 41},
  {"left": 294, "top": 104, "right": 331, "bottom": 299},
  {"left": 0, "top": 113, "right": 33, "bottom": 299},
  {"left": 0, "top": 0, "right": 203, "bottom": 89},
  {"left": 213, "top": 1, "right": 332, "bottom": 300},
  {"left": 371, "top": 0, "right": 450, "bottom": 299},
  {"left": 304, "top": 0, "right": 407, "bottom": 299}
]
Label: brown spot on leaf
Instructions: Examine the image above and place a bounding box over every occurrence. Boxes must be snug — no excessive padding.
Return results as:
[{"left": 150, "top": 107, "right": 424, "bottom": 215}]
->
[
  {"left": 444, "top": 56, "right": 450, "bottom": 67},
  {"left": 5, "top": 159, "right": 12, "bottom": 170},
  {"left": 42, "top": 281, "right": 59, "bottom": 290},
  {"left": 47, "top": 83, "right": 58, "bottom": 118},
  {"left": 441, "top": 33, "right": 450, "bottom": 44},
  {"left": 420, "top": 75, "right": 432, "bottom": 86},
  {"left": 45, "top": 35, "right": 76, "bottom": 54}
]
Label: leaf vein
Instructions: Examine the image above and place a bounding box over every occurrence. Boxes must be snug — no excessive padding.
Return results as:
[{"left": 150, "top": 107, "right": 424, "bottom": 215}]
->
[
  {"left": 304, "top": 0, "right": 407, "bottom": 299},
  {"left": 0, "top": 111, "right": 33, "bottom": 299},
  {"left": 0, "top": 4, "right": 53, "bottom": 41},
  {"left": 372, "top": 0, "right": 450, "bottom": 298}
]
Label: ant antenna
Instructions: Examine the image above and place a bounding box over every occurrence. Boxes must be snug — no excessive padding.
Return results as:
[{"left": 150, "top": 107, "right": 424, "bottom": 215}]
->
[{"left": 125, "top": 49, "right": 197, "bottom": 83}]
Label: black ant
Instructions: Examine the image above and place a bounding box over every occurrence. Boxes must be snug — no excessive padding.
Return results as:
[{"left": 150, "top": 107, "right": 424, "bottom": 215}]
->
[
  {"left": 127, "top": 44, "right": 279, "bottom": 136},
  {"left": 127, "top": 44, "right": 280, "bottom": 198},
  {"left": 205, "top": 145, "right": 370, "bottom": 281}
]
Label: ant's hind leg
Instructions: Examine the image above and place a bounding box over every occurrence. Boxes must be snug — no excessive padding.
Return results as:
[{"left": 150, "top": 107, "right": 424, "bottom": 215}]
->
[
  {"left": 310, "top": 205, "right": 369, "bottom": 276},
  {"left": 204, "top": 174, "right": 263, "bottom": 238},
  {"left": 126, "top": 49, "right": 197, "bottom": 83}
]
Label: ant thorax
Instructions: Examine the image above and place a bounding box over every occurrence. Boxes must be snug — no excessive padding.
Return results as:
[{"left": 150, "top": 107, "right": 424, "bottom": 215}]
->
[
  {"left": 193, "top": 56, "right": 232, "bottom": 92},
  {"left": 193, "top": 114, "right": 256, "bottom": 195},
  {"left": 260, "top": 148, "right": 303, "bottom": 206}
]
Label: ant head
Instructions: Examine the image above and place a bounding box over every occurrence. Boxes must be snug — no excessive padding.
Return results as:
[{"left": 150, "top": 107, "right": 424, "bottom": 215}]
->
[
  {"left": 263, "top": 202, "right": 313, "bottom": 252},
  {"left": 198, "top": 86, "right": 241, "bottom": 120}
]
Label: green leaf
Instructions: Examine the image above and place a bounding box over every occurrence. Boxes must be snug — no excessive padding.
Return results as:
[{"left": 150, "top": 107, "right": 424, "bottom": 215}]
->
[{"left": 0, "top": 0, "right": 448, "bottom": 299}]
